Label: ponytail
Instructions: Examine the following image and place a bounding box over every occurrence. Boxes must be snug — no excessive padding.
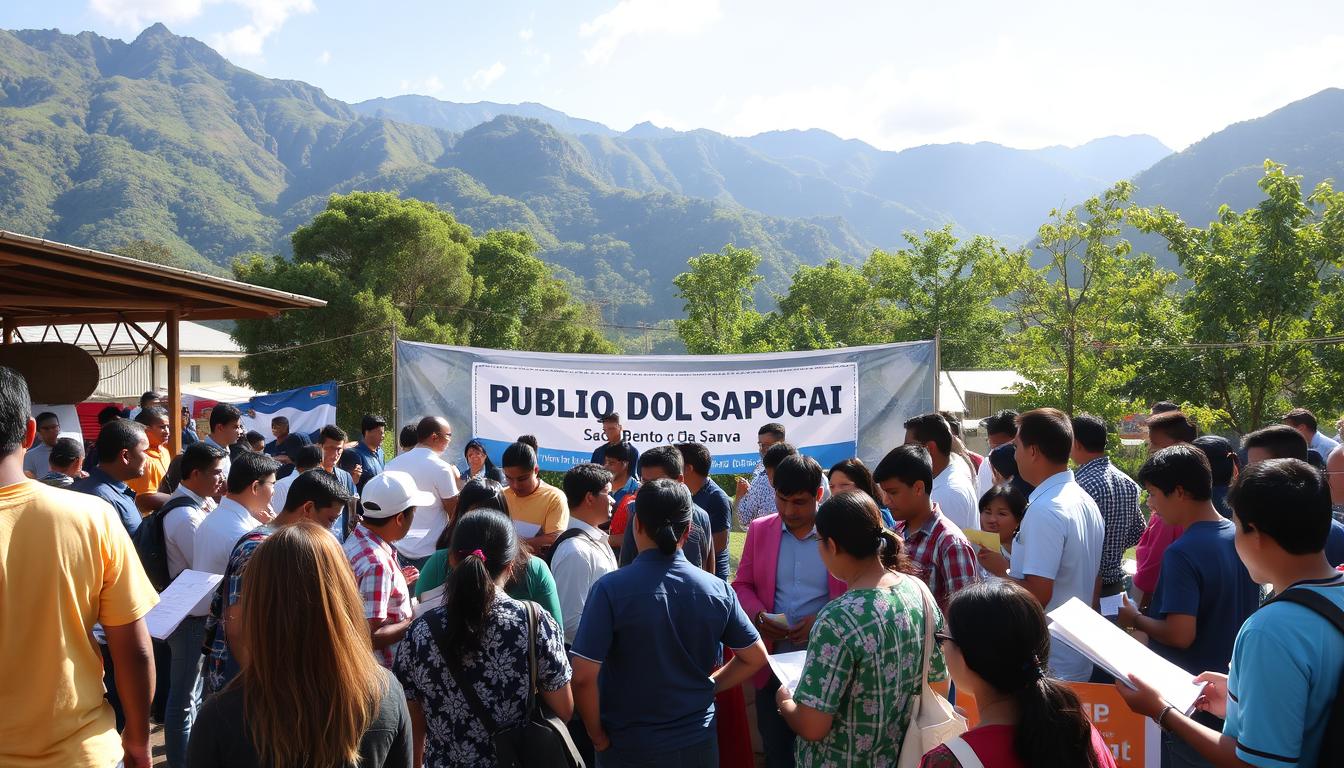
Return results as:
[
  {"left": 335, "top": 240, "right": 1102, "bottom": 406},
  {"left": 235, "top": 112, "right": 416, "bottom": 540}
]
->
[
  {"left": 439, "top": 510, "right": 518, "bottom": 661},
  {"left": 818, "top": 491, "right": 915, "bottom": 574},
  {"left": 876, "top": 528, "right": 907, "bottom": 573},
  {"left": 651, "top": 522, "right": 682, "bottom": 555},
  {"left": 634, "top": 478, "right": 693, "bottom": 555},
  {"left": 1012, "top": 678, "right": 1103, "bottom": 768}
]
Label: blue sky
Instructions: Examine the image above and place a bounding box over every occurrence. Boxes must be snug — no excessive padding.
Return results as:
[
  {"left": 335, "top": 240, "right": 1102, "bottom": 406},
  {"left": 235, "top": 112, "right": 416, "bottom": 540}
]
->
[{"left": 4, "top": 1, "right": 1344, "bottom": 151}]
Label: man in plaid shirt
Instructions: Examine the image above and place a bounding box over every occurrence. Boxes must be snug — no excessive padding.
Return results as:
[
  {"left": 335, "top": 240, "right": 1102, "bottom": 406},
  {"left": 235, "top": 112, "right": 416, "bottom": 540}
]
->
[
  {"left": 344, "top": 471, "right": 434, "bottom": 667},
  {"left": 1071, "top": 415, "right": 1145, "bottom": 596},
  {"left": 874, "top": 444, "right": 980, "bottom": 609}
]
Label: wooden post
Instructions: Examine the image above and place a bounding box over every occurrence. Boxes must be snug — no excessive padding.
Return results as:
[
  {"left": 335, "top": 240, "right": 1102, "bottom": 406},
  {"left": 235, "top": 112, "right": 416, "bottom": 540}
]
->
[
  {"left": 166, "top": 310, "right": 182, "bottom": 455},
  {"left": 933, "top": 328, "right": 942, "bottom": 412},
  {"left": 389, "top": 324, "right": 399, "bottom": 434},
  {"left": 2, "top": 316, "right": 14, "bottom": 345}
]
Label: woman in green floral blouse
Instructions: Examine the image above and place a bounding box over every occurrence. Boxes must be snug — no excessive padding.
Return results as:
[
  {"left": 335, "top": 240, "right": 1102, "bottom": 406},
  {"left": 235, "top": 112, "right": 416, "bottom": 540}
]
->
[{"left": 776, "top": 490, "right": 947, "bottom": 767}]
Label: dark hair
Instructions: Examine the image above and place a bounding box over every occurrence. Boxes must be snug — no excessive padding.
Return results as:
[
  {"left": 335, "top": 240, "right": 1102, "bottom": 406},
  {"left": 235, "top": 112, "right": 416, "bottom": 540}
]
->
[
  {"left": 639, "top": 445, "right": 684, "bottom": 478},
  {"left": 979, "top": 484, "right": 1027, "bottom": 522},
  {"left": 398, "top": 424, "right": 417, "bottom": 450},
  {"left": 516, "top": 434, "right": 539, "bottom": 452},
  {"left": 563, "top": 463, "right": 613, "bottom": 509},
  {"left": 501, "top": 441, "right": 537, "bottom": 471},
  {"left": 599, "top": 412, "right": 621, "bottom": 424},
  {"left": 759, "top": 422, "right": 786, "bottom": 440},
  {"left": 1151, "top": 400, "right": 1181, "bottom": 414},
  {"left": 284, "top": 469, "right": 352, "bottom": 514},
  {"left": 271, "top": 416, "right": 289, "bottom": 428},
  {"left": 134, "top": 406, "right": 169, "bottom": 427},
  {"left": 1229, "top": 458, "right": 1332, "bottom": 554},
  {"left": 139, "top": 391, "right": 159, "bottom": 407},
  {"left": 604, "top": 440, "right": 636, "bottom": 465},
  {"left": 434, "top": 478, "right": 517, "bottom": 558},
  {"left": 442, "top": 510, "right": 520, "bottom": 660},
  {"left": 50, "top": 437, "right": 85, "bottom": 468},
  {"left": 904, "top": 413, "right": 953, "bottom": 455},
  {"left": 180, "top": 442, "right": 226, "bottom": 480},
  {"left": 1242, "top": 424, "right": 1308, "bottom": 461},
  {"left": 290, "top": 444, "right": 323, "bottom": 471},
  {"left": 35, "top": 410, "right": 59, "bottom": 428},
  {"left": 816, "top": 491, "right": 913, "bottom": 573},
  {"left": 245, "top": 430, "right": 266, "bottom": 446},
  {"left": 828, "top": 459, "right": 880, "bottom": 503},
  {"left": 1017, "top": 408, "right": 1073, "bottom": 464},
  {"left": 1070, "top": 414, "right": 1108, "bottom": 454},
  {"left": 97, "top": 405, "right": 124, "bottom": 425},
  {"left": 774, "top": 454, "right": 824, "bottom": 496},
  {"left": 988, "top": 443, "right": 1036, "bottom": 498},
  {"left": 319, "top": 424, "right": 347, "bottom": 444},
  {"left": 1147, "top": 410, "right": 1197, "bottom": 445},
  {"left": 675, "top": 442, "right": 713, "bottom": 477},
  {"left": 0, "top": 367, "right": 32, "bottom": 459},
  {"left": 463, "top": 438, "right": 498, "bottom": 473},
  {"left": 1193, "top": 435, "right": 1239, "bottom": 486},
  {"left": 360, "top": 414, "right": 386, "bottom": 434},
  {"left": 945, "top": 580, "right": 1103, "bottom": 768},
  {"left": 1138, "top": 445, "right": 1213, "bottom": 501},
  {"left": 762, "top": 441, "right": 798, "bottom": 470},
  {"left": 982, "top": 409, "right": 1019, "bottom": 439},
  {"left": 1282, "top": 407, "right": 1319, "bottom": 433},
  {"left": 210, "top": 402, "right": 242, "bottom": 430},
  {"left": 872, "top": 444, "right": 934, "bottom": 494},
  {"left": 95, "top": 418, "right": 146, "bottom": 462},
  {"left": 939, "top": 411, "right": 963, "bottom": 437},
  {"left": 414, "top": 416, "right": 445, "bottom": 444},
  {"left": 227, "top": 451, "right": 280, "bottom": 495},
  {"left": 634, "top": 478, "right": 693, "bottom": 555}
]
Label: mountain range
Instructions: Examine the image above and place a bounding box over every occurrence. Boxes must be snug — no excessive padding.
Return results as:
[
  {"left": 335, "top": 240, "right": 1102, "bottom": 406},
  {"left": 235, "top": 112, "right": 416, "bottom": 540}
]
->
[{"left": 1, "top": 24, "right": 1342, "bottom": 323}]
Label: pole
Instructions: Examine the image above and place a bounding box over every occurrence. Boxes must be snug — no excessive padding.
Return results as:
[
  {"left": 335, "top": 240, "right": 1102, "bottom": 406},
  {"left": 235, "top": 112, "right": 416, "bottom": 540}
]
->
[
  {"left": 389, "top": 324, "right": 399, "bottom": 433},
  {"left": 166, "top": 309, "right": 182, "bottom": 456},
  {"left": 933, "top": 328, "right": 942, "bottom": 412}
]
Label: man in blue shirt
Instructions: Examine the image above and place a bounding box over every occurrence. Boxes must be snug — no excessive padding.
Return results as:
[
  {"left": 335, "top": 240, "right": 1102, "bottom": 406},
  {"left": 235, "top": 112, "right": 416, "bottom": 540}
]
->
[
  {"left": 602, "top": 441, "right": 639, "bottom": 507},
  {"left": 1118, "top": 458, "right": 1344, "bottom": 768},
  {"left": 345, "top": 413, "right": 386, "bottom": 493},
  {"left": 617, "top": 446, "right": 715, "bottom": 573},
  {"left": 72, "top": 418, "right": 149, "bottom": 535},
  {"left": 591, "top": 412, "right": 639, "bottom": 470},
  {"left": 317, "top": 424, "right": 358, "bottom": 540},
  {"left": 571, "top": 479, "right": 767, "bottom": 767},
  {"left": 677, "top": 442, "right": 732, "bottom": 581},
  {"left": 1117, "top": 445, "right": 1260, "bottom": 768}
]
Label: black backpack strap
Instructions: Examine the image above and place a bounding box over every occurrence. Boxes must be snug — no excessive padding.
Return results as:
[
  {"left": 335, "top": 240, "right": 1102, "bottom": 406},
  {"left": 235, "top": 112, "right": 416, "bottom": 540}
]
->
[
  {"left": 525, "top": 600, "right": 539, "bottom": 715},
  {"left": 156, "top": 494, "right": 199, "bottom": 523},
  {"left": 543, "top": 527, "right": 586, "bottom": 564},
  {"left": 1266, "top": 588, "right": 1344, "bottom": 634},
  {"left": 431, "top": 610, "right": 500, "bottom": 733}
]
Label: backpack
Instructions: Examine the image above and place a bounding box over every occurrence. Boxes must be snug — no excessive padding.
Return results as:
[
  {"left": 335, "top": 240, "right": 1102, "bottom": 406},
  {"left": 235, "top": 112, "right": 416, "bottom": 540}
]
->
[
  {"left": 538, "top": 527, "right": 587, "bottom": 567},
  {"left": 1262, "top": 587, "right": 1344, "bottom": 768},
  {"left": 133, "top": 495, "right": 200, "bottom": 591}
]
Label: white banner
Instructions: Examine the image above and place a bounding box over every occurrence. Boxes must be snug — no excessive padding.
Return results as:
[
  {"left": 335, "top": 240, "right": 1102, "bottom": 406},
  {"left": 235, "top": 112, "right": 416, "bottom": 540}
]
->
[{"left": 473, "top": 362, "right": 858, "bottom": 472}]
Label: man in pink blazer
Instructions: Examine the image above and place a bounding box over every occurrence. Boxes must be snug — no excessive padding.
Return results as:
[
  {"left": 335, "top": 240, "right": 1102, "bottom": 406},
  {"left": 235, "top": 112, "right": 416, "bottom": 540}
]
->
[{"left": 732, "top": 454, "right": 846, "bottom": 768}]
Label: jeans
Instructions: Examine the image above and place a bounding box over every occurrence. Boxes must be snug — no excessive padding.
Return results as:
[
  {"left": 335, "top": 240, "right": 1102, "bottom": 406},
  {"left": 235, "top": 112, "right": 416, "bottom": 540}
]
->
[
  {"left": 596, "top": 736, "right": 717, "bottom": 768},
  {"left": 756, "top": 678, "right": 797, "bottom": 768},
  {"left": 165, "top": 616, "right": 207, "bottom": 767},
  {"left": 1162, "top": 712, "right": 1221, "bottom": 768}
]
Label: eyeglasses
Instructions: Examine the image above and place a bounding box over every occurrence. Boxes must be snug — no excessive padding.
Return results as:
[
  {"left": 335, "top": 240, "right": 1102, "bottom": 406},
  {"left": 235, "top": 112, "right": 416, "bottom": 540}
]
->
[{"left": 934, "top": 631, "right": 956, "bottom": 647}]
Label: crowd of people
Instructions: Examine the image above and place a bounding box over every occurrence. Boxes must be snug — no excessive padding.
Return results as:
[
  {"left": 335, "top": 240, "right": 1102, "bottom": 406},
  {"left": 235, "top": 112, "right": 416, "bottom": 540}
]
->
[{"left": 4, "top": 366, "right": 1344, "bottom": 768}]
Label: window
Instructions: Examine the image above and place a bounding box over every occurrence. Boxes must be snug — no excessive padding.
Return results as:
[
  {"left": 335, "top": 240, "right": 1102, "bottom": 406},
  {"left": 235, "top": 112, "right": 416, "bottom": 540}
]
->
[{"left": 189, "top": 364, "right": 201, "bottom": 383}]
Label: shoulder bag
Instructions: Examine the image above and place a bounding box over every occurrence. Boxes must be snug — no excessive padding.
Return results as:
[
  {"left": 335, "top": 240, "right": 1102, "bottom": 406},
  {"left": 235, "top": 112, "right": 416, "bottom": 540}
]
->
[{"left": 897, "top": 576, "right": 968, "bottom": 768}]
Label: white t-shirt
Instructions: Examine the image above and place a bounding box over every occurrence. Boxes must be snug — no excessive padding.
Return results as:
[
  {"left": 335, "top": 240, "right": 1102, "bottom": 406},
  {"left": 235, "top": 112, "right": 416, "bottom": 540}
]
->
[
  {"left": 162, "top": 486, "right": 213, "bottom": 615},
  {"left": 550, "top": 518, "right": 619, "bottom": 645},
  {"left": 270, "top": 472, "right": 299, "bottom": 516},
  {"left": 194, "top": 497, "right": 260, "bottom": 576},
  {"left": 976, "top": 451, "right": 997, "bottom": 497},
  {"left": 384, "top": 446, "right": 460, "bottom": 560},
  {"left": 931, "top": 462, "right": 980, "bottom": 532},
  {"left": 1009, "top": 470, "right": 1104, "bottom": 681}
]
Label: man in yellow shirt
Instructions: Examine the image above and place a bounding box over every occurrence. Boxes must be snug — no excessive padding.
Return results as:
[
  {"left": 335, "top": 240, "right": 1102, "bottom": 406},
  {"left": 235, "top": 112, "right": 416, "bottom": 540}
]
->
[
  {"left": 0, "top": 366, "right": 160, "bottom": 768},
  {"left": 501, "top": 441, "right": 569, "bottom": 552},
  {"left": 129, "top": 406, "right": 172, "bottom": 497}
]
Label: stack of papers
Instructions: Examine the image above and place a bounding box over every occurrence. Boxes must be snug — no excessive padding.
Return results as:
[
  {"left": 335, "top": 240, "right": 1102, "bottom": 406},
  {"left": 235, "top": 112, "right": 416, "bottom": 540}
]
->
[
  {"left": 414, "top": 584, "right": 445, "bottom": 619},
  {"left": 1048, "top": 597, "right": 1205, "bottom": 714},
  {"left": 144, "top": 570, "right": 223, "bottom": 640}
]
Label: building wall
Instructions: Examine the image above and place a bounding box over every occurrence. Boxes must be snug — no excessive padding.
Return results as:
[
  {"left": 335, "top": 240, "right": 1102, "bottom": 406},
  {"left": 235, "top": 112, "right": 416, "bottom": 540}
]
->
[{"left": 95, "top": 353, "right": 244, "bottom": 399}]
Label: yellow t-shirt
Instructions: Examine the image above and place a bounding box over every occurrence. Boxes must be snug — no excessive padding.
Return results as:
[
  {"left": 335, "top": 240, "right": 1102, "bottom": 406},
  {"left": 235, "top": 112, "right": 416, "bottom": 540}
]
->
[
  {"left": 0, "top": 480, "right": 159, "bottom": 768},
  {"left": 126, "top": 444, "right": 171, "bottom": 496},
  {"left": 504, "top": 480, "right": 570, "bottom": 536}
]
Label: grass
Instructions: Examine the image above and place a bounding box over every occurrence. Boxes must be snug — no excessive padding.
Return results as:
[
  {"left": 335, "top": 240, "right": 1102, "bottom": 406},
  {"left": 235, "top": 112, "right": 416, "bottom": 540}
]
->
[{"left": 728, "top": 531, "right": 746, "bottom": 579}]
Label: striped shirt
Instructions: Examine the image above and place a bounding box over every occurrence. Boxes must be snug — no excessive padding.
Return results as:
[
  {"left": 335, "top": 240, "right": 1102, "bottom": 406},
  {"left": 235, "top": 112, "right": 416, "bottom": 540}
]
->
[{"left": 1075, "top": 457, "right": 1145, "bottom": 585}]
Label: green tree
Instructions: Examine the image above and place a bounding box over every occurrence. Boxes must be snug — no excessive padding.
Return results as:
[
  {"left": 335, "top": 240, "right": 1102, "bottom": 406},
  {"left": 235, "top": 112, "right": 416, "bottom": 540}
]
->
[
  {"left": 1130, "top": 162, "right": 1344, "bottom": 432},
  {"left": 864, "top": 226, "right": 1023, "bottom": 368},
  {"left": 767, "top": 259, "right": 888, "bottom": 350},
  {"left": 1009, "top": 183, "right": 1177, "bottom": 420},
  {"left": 673, "top": 245, "right": 766, "bottom": 354}
]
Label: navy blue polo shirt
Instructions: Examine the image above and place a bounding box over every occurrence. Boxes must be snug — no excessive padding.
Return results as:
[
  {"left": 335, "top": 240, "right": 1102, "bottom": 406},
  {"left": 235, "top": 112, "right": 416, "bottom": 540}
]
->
[
  {"left": 72, "top": 466, "right": 141, "bottom": 535},
  {"left": 571, "top": 548, "right": 759, "bottom": 752},
  {"left": 347, "top": 441, "right": 384, "bottom": 492},
  {"left": 693, "top": 480, "right": 733, "bottom": 580}
]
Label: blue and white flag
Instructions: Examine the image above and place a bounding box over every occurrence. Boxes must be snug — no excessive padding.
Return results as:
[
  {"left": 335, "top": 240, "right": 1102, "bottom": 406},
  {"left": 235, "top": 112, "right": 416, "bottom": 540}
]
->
[{"left": 237, "top": 381, "right": 338, "bottom": 441}]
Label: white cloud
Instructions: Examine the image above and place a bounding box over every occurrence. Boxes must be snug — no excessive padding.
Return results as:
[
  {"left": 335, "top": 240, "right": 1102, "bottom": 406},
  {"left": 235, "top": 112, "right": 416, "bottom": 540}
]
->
[
  {"left": 579, "top": 0, "right": 721, "bottom": 66},
  {"left": 317, "top": 49, "right": 331, "bottom": 65},
  {"left": 89, "top": 0, "right": 314, "bottom": 58},
  {"left": 400, "top": 76, "right": 444, "bottom": 96},
  {"left": 518, "top": 28, "right": 534, "bottom": 41},
  {"left": 464, "top": 62, "right": 506, "bottom": 91}
]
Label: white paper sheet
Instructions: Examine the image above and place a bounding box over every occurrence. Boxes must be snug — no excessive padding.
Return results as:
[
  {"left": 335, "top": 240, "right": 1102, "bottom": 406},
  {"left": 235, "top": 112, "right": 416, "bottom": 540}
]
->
[
  {"left": 415, "top": 583, "right": 446, "bottom": 619},
  {"left": 145, "top": 570, "right": 223, "bottom": 640},
  {"left": 1048, "top": 597, "right": 1205, "bottom": 714},
  {"left": 766, "top": 650, "right": 807, "bottom": 692},
  {"left": 512, "top": 520, "right": 541, "bottom": 539},
  {"left": 400, "top": 528, "right": 432, "bottom": 548},
  {"left": 1100, "top": 593, "right": 1126, "bottom": 617}
]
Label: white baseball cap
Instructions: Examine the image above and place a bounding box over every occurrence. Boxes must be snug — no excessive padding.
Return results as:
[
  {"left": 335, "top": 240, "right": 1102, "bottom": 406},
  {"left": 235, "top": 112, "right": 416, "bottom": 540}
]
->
[{"left": 360, "top": 471, "right": 435, "bottom": 518}]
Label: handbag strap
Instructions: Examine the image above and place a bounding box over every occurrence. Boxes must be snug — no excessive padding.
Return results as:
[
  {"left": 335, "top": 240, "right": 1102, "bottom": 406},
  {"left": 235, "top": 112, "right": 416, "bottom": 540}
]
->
[
  {"left": 911, "top": 575, "right": 936, "bottom": 681},
  {"left": 525, "top": 599, "right": 539, "bottom": 714},
  {"left": 944, "top": 736, "right": 986, "bottom": 768},
  {"left": 431, "top": 611, "right": 501, "bottom": 733}
]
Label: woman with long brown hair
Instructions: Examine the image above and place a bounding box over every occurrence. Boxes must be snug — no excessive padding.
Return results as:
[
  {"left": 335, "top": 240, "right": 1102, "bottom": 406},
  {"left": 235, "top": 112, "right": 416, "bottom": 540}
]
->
[{"left": 188, "top": 522, "right": 412, "bottom": 768}]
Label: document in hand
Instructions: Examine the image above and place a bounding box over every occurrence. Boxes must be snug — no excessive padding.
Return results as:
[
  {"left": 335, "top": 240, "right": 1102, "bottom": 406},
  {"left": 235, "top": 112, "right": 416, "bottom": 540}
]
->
[
  {"left": 963, "top": 529, "right": 1002, "bottom": 552},
  {"left": 1047, "top": 597, "right": 1205, "bottom": 714},
  {"left": 767, "top": 650, "right": 807, "bottom": 692},
  {"left": 145, "top": 570, "right": 224, "bottom": 640},
  {"left": 415, "top": 583, "right": 446, "bottom": 619}
]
